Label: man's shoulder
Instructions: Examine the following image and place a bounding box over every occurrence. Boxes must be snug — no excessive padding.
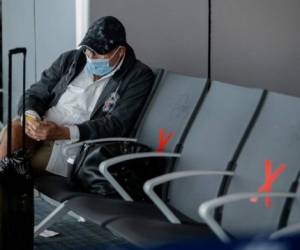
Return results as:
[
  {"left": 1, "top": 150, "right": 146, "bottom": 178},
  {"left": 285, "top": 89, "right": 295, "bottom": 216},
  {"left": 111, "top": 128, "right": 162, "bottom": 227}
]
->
[
  {"left": 119, "top": 60, "right": 155, "bottom": 93},
  {"left": 57, "top": 49, "right": 81, "bottom": 64},
  {"left": 131, "top": 60, "right": 155, "bottom": 78}
]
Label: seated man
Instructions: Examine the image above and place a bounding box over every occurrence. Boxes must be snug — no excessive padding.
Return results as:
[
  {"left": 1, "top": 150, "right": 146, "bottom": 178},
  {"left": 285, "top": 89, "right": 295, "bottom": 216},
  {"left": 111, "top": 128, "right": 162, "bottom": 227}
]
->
[{"left": 0, "top": 16, "right": 154, "bottom": 176}]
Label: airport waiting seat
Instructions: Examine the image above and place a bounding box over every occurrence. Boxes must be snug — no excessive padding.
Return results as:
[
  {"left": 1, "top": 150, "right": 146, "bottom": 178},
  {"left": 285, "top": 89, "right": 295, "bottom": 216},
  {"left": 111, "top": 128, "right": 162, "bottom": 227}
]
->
[
  {"left": 34, "top": 70, "right": 208, "bottom": 236},
  {"left": 104, "top": 90, "right": 300, "bottom": 247},
  {"left": 66, "top": 80, "right": 264, "bottom": 247},
  {"left": 270, "top": 183, "right": 300, "bottom": 240},
  {"left": 197, "top": 91, "right": 300, "bottom": 242},
  {"left": 285, "top": 178, "right": 300, "bottom": 229}
]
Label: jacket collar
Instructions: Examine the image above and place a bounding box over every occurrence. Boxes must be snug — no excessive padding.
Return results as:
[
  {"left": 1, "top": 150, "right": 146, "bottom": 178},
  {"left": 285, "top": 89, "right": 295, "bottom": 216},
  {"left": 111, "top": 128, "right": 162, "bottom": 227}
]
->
[{"left": 111, "top": 44, "right": 136, "bottom": 81}]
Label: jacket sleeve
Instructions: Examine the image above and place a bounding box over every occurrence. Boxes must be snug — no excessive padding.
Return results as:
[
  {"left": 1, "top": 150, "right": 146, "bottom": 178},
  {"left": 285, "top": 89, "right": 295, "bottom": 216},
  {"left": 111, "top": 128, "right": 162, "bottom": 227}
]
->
[
  {"left": 17, "top": 51, "right": 74, "bottom": 117},
  {"left": 77, "top": 65, "right": 155, "bottom": 141}
]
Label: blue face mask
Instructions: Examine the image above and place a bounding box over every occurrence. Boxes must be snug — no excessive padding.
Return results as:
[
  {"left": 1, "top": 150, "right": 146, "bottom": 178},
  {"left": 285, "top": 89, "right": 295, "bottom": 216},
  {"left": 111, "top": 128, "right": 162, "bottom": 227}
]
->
[{"left": 85, "top": 47, "right": 120, "bottom": 76}]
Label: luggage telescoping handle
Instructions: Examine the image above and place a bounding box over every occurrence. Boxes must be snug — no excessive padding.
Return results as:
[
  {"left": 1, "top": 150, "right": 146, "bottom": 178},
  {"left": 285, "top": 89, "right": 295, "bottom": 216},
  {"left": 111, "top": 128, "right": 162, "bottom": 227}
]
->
[{"left": 7, "top": 48, "right": 27, "bottom": 158}]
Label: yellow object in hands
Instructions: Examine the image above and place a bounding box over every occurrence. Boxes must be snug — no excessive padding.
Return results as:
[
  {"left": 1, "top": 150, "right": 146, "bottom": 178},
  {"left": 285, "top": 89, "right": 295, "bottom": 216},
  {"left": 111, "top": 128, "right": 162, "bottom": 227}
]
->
[{"left": 25, "top": 114, "right": 40, "bottom": 121}]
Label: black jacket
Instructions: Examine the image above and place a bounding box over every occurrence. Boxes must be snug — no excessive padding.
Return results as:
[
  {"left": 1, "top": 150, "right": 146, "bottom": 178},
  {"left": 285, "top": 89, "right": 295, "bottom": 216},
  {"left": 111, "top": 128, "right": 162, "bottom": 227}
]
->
[{"left": 18, "top": 45, "right": 154, "bottom": 141}]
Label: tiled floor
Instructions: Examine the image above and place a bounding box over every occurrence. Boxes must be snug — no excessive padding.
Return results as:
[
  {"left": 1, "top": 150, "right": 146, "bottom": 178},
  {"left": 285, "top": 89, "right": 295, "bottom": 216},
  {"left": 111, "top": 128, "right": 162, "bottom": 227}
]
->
[{"left": 34, "top": 197, "right": 133, "bottom": 250}]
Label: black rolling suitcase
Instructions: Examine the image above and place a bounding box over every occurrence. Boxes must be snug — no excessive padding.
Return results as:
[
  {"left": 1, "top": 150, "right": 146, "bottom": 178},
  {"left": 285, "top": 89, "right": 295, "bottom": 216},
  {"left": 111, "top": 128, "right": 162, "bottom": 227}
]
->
[{"left": 0, "top": 48, "right": 33, "bottom": 250}]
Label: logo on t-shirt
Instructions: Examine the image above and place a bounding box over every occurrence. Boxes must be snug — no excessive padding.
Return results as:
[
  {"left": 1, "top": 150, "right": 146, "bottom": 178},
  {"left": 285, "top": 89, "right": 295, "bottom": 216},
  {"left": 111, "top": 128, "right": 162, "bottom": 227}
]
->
[{"left": 103, "top": 91, "right": 120, "bottom": 113}]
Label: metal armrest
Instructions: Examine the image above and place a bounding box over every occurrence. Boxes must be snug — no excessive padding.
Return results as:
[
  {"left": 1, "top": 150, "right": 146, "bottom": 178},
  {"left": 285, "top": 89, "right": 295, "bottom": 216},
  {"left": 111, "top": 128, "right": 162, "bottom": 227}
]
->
[
  {"left": 62, "top": 137, "right": 138, "bottom": 159},
  {"left": 99, "top": 152, "right": 181, "bottom": 201},
  {"left": 144, "top": 171, "right": 234, "bottom": 224},
  {"left": 270, "top": 223, "right": 300, "bottom": 240},
  {"left": 199, "top": 192, "right": 300, "bottom": 243}
]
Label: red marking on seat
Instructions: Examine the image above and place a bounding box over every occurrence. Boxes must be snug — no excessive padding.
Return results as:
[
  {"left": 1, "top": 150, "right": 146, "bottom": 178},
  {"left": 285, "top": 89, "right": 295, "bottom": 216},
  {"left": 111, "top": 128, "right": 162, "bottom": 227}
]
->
[
  {"left": 155, "top": 128, "right": 174, "bottom": 152},
  {"left": 250, "top": 160, "right": 286, "bottom": 208}
]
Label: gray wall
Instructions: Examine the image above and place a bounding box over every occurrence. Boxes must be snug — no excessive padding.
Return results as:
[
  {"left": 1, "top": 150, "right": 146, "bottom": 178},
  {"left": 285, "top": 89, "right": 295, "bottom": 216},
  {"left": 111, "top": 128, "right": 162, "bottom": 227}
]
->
[
  {"left": 2, "top": 0, "right": 36, "bottom": 118},
  {"left": 2, "top": 0, "right": 76, "bottom": 119},
  {"left": 90, "top": 0, "right": 300, "bottom": 96},
  {"left": 212, "top": 0, "right": 300, "bottom": 96},
  {"left": 89, "top": 0, "right": 208, "bottom": 78},
  {"left": 35, "top": 0, "right": 76, "bottom": 78}
]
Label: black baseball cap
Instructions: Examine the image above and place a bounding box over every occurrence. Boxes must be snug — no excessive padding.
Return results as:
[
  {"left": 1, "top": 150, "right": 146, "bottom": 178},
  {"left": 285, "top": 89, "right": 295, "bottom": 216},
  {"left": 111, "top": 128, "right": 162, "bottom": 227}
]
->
[{"left": 79, "top": 16, "right": 127, "bottom": 54}]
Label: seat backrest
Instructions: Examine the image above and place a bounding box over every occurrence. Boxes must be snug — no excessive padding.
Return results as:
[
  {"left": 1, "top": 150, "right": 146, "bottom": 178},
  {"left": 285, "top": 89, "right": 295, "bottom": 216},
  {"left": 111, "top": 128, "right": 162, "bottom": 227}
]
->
[
  {"left": 221, "top": 92, "right": 300, "bottom": 237},
  {"left": 286, "top": 184, "right": 300, "bottom": 227},
  {"left": 136, "top": 71, "right": 207, "bottom": 151},
  {"left": 167, "top": 81, "right": 263, "bottom": 222},
  {"left": 129, "top": 69, "right": 164, "bottom": 137}
]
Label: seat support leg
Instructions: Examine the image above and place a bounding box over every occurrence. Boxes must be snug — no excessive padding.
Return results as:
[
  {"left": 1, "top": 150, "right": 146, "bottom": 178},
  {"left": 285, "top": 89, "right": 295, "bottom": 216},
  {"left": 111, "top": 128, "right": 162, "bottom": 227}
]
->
[{"left": 34, "top": 201, "right": 69, "bottom": 237}]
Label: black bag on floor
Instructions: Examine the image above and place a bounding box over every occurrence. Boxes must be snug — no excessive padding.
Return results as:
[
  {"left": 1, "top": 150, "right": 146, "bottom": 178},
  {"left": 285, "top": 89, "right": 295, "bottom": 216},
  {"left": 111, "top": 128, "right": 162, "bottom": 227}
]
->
[
  {"left": 0, "top": 48, "right": 33, "bottom": 250},
  {"left": 68, "top": 141, "right": 168, "bottom": 201}
]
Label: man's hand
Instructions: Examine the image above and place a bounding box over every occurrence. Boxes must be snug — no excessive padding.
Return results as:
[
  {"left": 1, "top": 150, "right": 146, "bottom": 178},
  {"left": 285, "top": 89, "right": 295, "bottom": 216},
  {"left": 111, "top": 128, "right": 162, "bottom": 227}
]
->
[{"left": 25, "top": 119, "right": 70, "bottom": 141}]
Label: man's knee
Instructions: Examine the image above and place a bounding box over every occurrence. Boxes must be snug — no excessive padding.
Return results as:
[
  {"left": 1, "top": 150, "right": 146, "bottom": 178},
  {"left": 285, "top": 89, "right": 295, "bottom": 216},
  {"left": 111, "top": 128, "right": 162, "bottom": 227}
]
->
[{"left": 30, "top": 141, "right": 54, "bottom": 177}]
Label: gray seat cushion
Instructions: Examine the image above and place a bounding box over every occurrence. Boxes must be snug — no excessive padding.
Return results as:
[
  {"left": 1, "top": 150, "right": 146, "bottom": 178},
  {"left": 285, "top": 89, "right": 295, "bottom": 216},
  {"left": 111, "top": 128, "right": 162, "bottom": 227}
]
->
[
  {"left": 287, "top": 185, "right": 300, "bottom": 226},
  {"left": 106, "top": 217, "right": 215, "bottom": 247},
  {"left": 65, "top": 196, "right": 166, "bottom": 226},
  {"left": 65, "top": 195, "right": 198, "bottom": 227},
  {"left": 34, "top": 175, "right": 118, "bottom": 201}
]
